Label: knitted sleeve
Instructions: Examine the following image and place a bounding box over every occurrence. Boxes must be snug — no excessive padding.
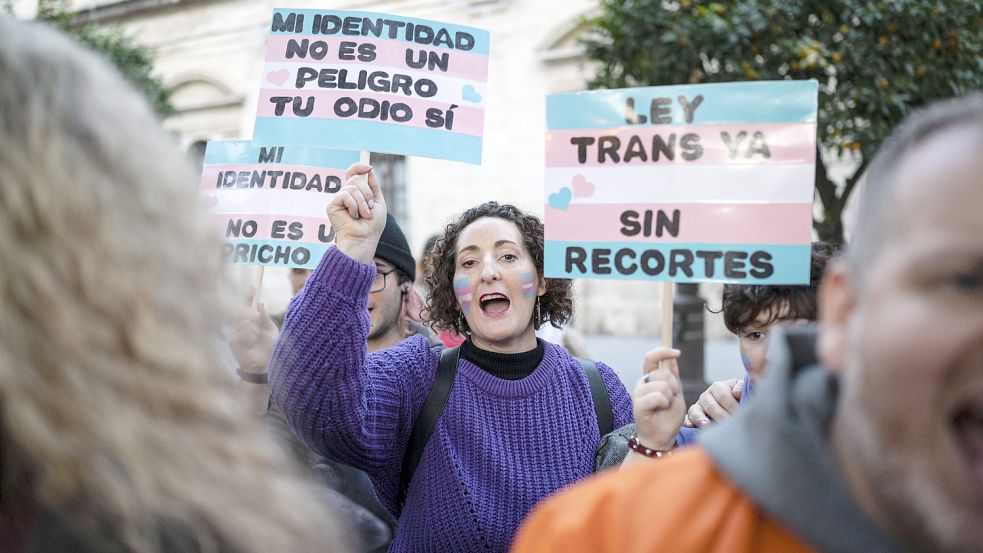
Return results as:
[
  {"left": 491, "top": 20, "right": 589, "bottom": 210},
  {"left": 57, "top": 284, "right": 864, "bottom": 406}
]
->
[
  {"left": 269, "top": 246, "right": 438, "bottom": 477},
  {"left": 595, "top": 361, "right": 634, "bottom": 430}
]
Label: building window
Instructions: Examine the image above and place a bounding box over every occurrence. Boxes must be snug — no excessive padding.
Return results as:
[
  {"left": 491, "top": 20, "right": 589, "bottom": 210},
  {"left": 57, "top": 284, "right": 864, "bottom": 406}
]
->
[{"left": 370, "top": 153, "right": 408, "bottom": 227}]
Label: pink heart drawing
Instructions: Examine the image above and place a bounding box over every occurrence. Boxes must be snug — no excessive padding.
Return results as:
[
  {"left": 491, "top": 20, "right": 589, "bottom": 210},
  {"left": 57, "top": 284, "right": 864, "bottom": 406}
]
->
[
  {"left": 266, "top": 69, "right": 289, "bottom": 86},
  {"left": 571, "top": 174, "right": 595, "bottom": 198},
  {"left": 203, "top": 194, "right": 218, "bottom": 209}
]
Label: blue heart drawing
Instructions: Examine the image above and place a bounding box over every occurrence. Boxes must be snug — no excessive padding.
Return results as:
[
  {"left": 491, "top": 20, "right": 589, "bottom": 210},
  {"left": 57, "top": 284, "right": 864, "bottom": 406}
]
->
[
  {"left": 461, "top": 85, "right": 483, "bottom": 103},
  {"left": 548, "top": 187, "right": 572, "bottom": 210}
]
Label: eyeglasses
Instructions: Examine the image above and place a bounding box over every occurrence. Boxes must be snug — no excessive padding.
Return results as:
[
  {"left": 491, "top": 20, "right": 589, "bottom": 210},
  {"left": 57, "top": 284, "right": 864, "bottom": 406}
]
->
[{"left": 370, "top": 269, "right": 395, "bottom": 293}]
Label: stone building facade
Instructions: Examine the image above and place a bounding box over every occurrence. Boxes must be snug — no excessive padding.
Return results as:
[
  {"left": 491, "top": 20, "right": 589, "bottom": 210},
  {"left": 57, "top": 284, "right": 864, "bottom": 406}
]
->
[{"left": 13, "top": 0, "right": 858, "bottom": 337}]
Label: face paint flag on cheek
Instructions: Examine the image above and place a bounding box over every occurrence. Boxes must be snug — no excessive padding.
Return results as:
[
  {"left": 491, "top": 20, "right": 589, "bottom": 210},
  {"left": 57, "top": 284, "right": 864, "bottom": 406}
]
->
[
  {"left": 454, "top": 278, "right": 473, "bottom": 313},
  {"left": 520, "top": 272, "right": 536, "bottom": 299}
]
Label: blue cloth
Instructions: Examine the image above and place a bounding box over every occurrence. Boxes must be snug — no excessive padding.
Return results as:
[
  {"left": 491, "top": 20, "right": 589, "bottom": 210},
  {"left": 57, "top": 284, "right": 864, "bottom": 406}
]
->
[{"left": 742, "top": 377, "right": 756, "bottom": 404}]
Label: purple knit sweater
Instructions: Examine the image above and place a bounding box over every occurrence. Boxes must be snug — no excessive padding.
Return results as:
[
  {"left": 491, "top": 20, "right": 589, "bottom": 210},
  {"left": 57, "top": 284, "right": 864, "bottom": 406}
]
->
[{"left": 270, "top": 247, "right": 633, "bottom": 552}]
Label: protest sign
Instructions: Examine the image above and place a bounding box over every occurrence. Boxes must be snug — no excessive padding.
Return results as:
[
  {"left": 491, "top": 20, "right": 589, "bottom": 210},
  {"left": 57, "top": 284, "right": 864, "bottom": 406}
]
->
[
  {"left": 201, "top": 140, "right": 359, "bottom": 269},
  {"left": 252, "top": 8, "right": 490, "bottom": 164},
  {"left": 544, "top": 80, "right": 818, "bottom": 285}
]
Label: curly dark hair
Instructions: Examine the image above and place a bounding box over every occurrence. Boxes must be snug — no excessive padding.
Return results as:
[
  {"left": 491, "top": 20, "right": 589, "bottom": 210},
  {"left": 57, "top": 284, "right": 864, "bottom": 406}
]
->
[
  {"left": 423, "top": 202, "right": 574, "bottom": 335},
  {"left": 718, "top": 241, "right": 839, "bottom": 334}
]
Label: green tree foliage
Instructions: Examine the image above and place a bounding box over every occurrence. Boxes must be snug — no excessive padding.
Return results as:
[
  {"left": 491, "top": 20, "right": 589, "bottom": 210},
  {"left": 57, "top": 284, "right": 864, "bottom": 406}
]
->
[
  {"left": 583, "top": 0, "right": 983, "bottom": 243},
  {"left": 21, "top": 0, "right": 175, "bottom": 117}
]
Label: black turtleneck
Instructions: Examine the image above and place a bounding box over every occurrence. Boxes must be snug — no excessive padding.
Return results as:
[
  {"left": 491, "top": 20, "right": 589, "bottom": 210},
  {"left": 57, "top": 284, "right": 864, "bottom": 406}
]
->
[{"left": 459, "top": 338, "right": 544, "bottom": 381}]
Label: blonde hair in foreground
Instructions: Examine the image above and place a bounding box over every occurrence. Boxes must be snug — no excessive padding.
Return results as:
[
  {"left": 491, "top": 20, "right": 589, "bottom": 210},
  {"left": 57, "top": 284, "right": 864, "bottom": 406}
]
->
[{"left": 0, "top": 17, "right": 350, "bottom": 553}]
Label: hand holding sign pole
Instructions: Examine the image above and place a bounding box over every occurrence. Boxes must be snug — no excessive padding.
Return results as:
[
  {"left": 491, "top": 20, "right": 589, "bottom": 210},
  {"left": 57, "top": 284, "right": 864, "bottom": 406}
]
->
[{"left": 327, "top": 156, "right": 387, "bottom": 265}]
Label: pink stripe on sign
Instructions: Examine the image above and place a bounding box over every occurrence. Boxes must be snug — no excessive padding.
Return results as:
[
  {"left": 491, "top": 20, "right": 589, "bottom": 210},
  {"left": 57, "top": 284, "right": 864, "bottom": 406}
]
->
[
  {"left": 200, "top": 164, "right": 347, "bottom": 191},
  {"left": 544, "top": 203, "right": 813, "bottom": 244},
  {"left": 256, "top": 90, "right": 484, "bottom": 137},
  {"left": 265, "top": 36, "right": 489, "bottom": 82},
  {"left": 546, "top": 123, "right": 816, "bottom": 167},
  {"left": 210, "top": 213, "right": 332, "bottom": 242}
]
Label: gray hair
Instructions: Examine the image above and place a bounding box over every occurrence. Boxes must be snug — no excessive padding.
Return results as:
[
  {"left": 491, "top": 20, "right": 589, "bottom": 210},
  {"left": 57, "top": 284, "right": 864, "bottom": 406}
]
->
[
  {"left": 0, "top": 17, "right": 350, "bottom": 553},
  {"left": 850, "top": 93, "right": 983, "bottom": 272}
]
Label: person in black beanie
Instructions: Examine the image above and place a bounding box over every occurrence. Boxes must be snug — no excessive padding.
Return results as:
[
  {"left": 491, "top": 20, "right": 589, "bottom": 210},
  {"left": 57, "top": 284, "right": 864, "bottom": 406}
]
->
[
  {"left": 367, "top": 214, "right": 419, "bottom": 351},
  {"left": 228, "top": 214, "right": 420, "bottom": 552}
]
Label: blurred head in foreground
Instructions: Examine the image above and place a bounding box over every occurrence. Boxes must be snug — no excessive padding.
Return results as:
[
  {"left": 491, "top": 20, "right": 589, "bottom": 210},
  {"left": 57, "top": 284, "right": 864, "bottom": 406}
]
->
[
  {"left": 0, "top": 17, "right": 349, "bottom": 553},
  {"left": 819, "top": 93, "right": 983, "bottom": 553}
]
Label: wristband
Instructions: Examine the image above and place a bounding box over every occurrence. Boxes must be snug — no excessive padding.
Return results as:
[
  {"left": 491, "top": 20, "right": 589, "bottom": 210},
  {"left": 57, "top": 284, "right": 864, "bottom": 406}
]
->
[
  {"left": 627, "top": 434, "right": 673, "bottom": 458},
  {"left": 236, "top": 367, "right": 269, "bottom": 384}
]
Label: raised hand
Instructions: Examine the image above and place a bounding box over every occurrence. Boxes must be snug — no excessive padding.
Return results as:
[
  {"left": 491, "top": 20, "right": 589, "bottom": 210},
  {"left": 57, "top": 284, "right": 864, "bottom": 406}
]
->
[
  {"left": 229, "top": 302, "right": 279, "bottom": 375},
  {"left": 684, "top": 378, "right": 743, "bottom": 428},
  {"left": 327, "top": 163, "right": 388, "bottom": 264},
  {"left": 632, "top": 347, "right": 686, "bottom": 452}
]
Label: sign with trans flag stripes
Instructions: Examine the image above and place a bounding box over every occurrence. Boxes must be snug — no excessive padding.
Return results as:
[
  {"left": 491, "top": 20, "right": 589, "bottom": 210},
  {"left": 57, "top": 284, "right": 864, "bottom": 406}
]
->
[
  {"left": 544, "top": 80, "right": 818, "bottom": 284},
  {"left": 252, "top": 8, "right": 490, "bottom": 164},
  {"left": 200, "top": 140, "right": 359, "bottom": 269}
]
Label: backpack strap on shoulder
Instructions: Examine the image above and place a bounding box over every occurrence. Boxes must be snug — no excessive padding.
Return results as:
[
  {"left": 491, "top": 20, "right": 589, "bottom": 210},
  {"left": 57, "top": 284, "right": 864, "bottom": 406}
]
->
[
  {"left": 398, "top": 346, "right": 459, "bottom": 508},
  {"left": 577, "top": 357, "right": 613, "bottom": 436}
]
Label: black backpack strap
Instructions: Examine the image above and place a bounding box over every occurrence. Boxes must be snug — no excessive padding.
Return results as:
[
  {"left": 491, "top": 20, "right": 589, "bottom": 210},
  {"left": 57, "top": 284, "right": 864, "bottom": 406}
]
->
[
  {"left": 577, "top": 357, "right": 613, "bottom": 436},
  {"left": 398, "top": 346, "right": 459, "bottom": 507}
]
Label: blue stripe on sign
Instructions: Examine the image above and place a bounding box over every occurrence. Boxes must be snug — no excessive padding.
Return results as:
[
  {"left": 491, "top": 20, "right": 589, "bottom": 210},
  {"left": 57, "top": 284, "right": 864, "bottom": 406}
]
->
[
  {"left": 204, "top": 140, "right": 359, "bottom": 168},
  {"left": 268, "top": 8, "right": 491, "bottom": 55},
  {"left": 204, "top": 141, "right": 253, "bottom": 164},
  {"left": 547, "top": 80, "right": 818, "bottom": 129},
  {"left": 543, "top": 241, "right": 812, "bottom": 284},
  {"left": 252, "top": 117, "right": 483, "bottom": 165},
  {"left": 277, "top": 147, "right": 359, "bottom": 167},
  {"left": 223, "top": 239, "right": 331, "bottom": 270}
]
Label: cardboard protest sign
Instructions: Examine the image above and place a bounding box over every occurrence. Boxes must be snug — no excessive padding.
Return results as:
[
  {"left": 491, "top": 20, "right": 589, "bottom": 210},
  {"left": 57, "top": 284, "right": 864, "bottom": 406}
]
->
[
  {"left": 252, "top": 8, "right": 490, "bottom": 164},
  {"left": 201, "top": 140, "right": 359, "bottom": 269},
  {"left": 544, "top": 80, "right": 818, "bottom": 284}
]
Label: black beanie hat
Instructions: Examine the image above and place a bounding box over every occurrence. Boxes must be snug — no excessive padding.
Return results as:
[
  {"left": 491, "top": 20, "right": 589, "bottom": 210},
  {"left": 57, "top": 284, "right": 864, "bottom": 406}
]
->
[{"left": 375, "top": 214, "right": 416, "bottom": 281}]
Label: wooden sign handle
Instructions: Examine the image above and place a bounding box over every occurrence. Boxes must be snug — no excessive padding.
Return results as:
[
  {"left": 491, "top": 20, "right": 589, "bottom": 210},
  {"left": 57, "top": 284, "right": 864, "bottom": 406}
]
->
[
  {"left": 353, "top": 151, "right": 371, "bottom": 220},
  {"left": 661, "top": 282, "right": 673, "bottom": 349},
  {"left": 250, "top": 265, "right": 265, "bottom": 310},
  {"left": 660, "top": 281, "right": 675, "bottom": 372}
]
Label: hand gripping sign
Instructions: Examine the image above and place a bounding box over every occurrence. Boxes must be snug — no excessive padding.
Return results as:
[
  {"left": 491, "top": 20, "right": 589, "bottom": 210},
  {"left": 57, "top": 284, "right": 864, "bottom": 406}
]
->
[
  {"left": 544, "top": 80, "right": 818, "bottom": 286},
  {"left": 201, "top": 140, "right": 359, "bottom": 269},
  {"left": 252, "top": 8, "right": 490, "bottom": 164}
]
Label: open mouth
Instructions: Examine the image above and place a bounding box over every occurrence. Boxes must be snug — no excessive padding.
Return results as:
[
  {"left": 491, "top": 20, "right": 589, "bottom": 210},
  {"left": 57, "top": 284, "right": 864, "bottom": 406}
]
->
[
  {"left": 479, "top": 293, "right": 511, "bottom": 315},
  {"left": 951, "top": 403, "right": 983, "bottom": 487}
]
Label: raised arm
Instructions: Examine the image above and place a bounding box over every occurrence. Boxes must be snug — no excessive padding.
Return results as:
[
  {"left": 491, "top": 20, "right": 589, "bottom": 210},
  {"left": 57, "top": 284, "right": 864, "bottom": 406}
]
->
[{"left": 268, "top": 165, "right": 435, "bottom": 487}]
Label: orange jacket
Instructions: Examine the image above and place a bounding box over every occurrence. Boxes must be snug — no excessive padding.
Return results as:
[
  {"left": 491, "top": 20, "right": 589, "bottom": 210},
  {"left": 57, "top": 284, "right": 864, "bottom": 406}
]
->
[{"left": 511, "top": 447, "right": 815, "bottom": 553}]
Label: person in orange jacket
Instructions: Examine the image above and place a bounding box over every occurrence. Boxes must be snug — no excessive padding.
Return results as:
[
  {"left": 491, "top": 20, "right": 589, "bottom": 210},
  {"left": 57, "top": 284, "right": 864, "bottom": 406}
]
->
[{"left": 512, "top": 94, "right": 983, "bottom": 553}]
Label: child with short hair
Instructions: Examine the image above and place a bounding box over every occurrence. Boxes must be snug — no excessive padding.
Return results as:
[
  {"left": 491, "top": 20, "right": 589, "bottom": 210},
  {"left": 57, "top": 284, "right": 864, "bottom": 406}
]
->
[
  {"left": 595, "top": 241, "right": 837, "bottom": 470},
  {"left": 701, "top": 240, "right": 838, "bottom": 416}
]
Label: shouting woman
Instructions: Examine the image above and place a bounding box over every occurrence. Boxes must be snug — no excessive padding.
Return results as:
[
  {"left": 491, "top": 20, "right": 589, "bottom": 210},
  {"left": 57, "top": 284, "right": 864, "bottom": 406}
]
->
[{"left": 270, "top": 165, "right": 633, "bottom": 551}]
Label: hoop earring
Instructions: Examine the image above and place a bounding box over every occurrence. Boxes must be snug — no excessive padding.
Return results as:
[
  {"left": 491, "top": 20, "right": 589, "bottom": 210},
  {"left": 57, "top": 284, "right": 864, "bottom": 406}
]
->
[
  {"left": 458, "top": 312, "right": 468, "bottom": 334},
  {"left": 535, "top": 296, "right": 542, "bottom": 329}
]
